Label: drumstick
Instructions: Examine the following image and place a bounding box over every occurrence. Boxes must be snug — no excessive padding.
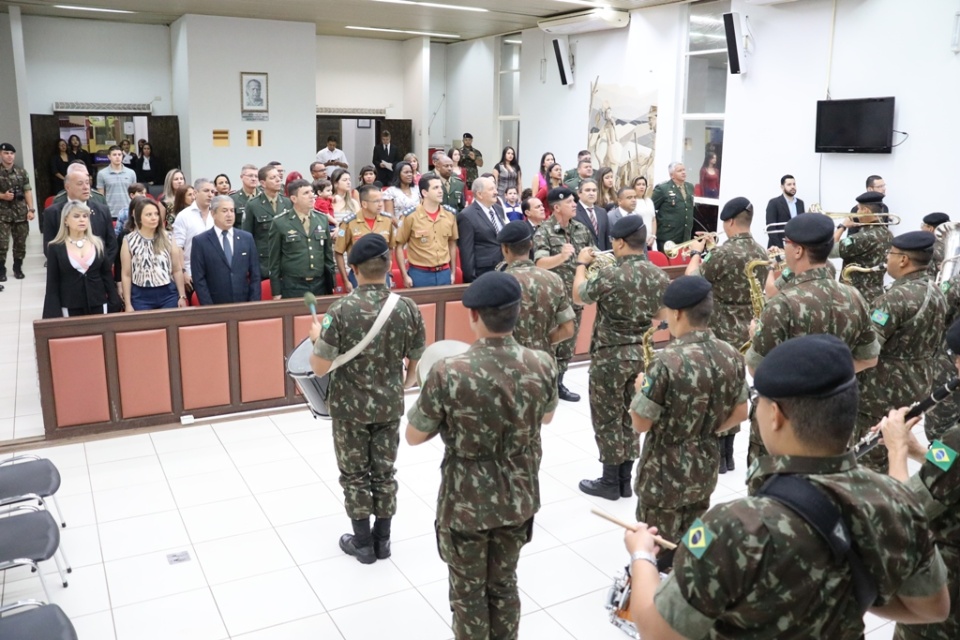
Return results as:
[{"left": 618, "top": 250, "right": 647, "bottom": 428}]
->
[
  {"left": 303, "top": 292, "right": 319, "bottom": 324},
  {"left": 590, "top": 508, "right": 678, "bottom": 550}
]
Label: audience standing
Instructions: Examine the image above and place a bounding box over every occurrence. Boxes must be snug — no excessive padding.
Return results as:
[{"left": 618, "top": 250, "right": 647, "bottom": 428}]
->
[
  {"left": 121, "top": 198, "right": 187, "bottom": 311},
  {"left": 191, "top": 195, "right": 261, "bottom": 305}
]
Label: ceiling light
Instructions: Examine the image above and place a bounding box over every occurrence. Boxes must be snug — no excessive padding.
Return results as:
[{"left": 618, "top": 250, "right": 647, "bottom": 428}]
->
[
  {"left": 53, "top": 5, "right": 136, "bottom": 13},
  {"left": 346, "top": 26, "right": 460, "bottom": 39},
  {"left": 554, "top": 0, "right": 608, "bottom": 6},
  {"left": 372, "top": 0, "right": 487, "bottom": 11},
  {"left": 504, "top": 39, "right": 522, "bottom": 45}
]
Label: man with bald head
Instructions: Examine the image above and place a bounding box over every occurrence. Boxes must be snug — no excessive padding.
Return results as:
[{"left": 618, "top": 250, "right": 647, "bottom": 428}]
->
[
  {"left": 434, "top": 154, "right": 465, "bottom": 212},
  {"left": 457, "top": 176, "right": 508, "bottom": 282},
  {"left": 42, "top": 165, "right": 117, "bottom": 264}
]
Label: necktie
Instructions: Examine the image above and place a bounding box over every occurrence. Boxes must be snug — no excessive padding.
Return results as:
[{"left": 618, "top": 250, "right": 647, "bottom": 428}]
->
[
  {"left": 488, "top": 208, "right": 502, "bottom": 232},
  {"left": 301, "top": 215, "right": 310, "bottom": 235},
  {"left": 221, "top": 230, "right": 232, "bottom": 266},
  {"left": 679, "top": 183, "right": 687, "bottom": 201},
  {"left": 587, "top": 207, "right": 598, "bottom": 235}
]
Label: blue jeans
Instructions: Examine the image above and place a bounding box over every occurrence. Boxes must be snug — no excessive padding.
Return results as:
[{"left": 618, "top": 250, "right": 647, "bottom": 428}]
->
[
  {"left": 408, "top": 267, "right": 450, "bottom": 288},
  {"left": 348, "top": 270, "right": 392, "bottom": 289},
  {"left": 131, "top": 282, "right": 179, "bottom": 310}
]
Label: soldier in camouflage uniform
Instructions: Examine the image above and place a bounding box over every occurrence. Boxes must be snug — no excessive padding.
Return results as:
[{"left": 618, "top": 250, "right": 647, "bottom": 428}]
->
[
  {"left": 629, "top": 276, "right": 748, "bottom": 571},
  {"left": 623, "top": 335, "right": 949, "bottom": 638},
  {"left": 309, "top": 234, "right": 425, "bottom": 564},
  {"left": 533, "top": 186, "right": 596, "bottom": 402},
  {"left": 573, "top": 216, "right": 669, "bottom": 501},
  {"left": 922, "top": 212, "right": 950, "bottom": 276},
  {"left": 406, "top": 271, "right": 558, "bottom": 640},
  {"left": 832, "top": 191, "right": 894, "bottom": 304},
  {"left": 927, "top": 271, "right": 960, "bottom": 441},
  {"left": 687, "top": 197, "right": 768, "bottom": 473},
  {"left": 746, "top": 213, "right": 880, "bottom": 467},
  {"left": 0, "top": 143, "right": 36, "bottom": 281},
  {"left": 854, "top": 231, "right": 946, "bottom": 473}
]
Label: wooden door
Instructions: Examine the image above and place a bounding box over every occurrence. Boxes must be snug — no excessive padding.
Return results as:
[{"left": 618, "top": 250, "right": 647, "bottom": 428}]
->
[
  {"left": 147, "top": 116, "right": 182, "bottom": 176},
  {"left": 377, "top": 119, "right": 412, "bottom": 159},
  {"left": 30, "top": 114, "right": 62, "bottom": 206}
]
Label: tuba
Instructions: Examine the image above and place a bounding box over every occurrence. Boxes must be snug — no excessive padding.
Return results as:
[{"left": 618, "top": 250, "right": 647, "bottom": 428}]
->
[{"left": 936, "top": 221, "right": 960, "bottom": 285}]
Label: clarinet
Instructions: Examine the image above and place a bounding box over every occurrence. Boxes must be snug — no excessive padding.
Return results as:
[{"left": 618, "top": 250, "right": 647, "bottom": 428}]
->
[{"left": 854, "top": 377, "right": 960, "bottom": 458}]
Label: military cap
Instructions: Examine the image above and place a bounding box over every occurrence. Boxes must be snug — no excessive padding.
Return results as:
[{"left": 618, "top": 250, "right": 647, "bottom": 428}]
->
[
  {"left": 610, "top": 215, "right": 645, "bottom": 239},
  {"left": 784, "top": 212, "right": 834, "bottom": 245},
  {"left": 462, "top": 132, "right": 474, "bottom": 139},
  {"left": 856, "top": 191, "right": 885, "bottom": 204},
  {"left": 546, "top": 186, "right": 578, "bottom": 204},
  {"left": 719, "top": 197, "right": 752, "bottom": 221},
  {"left": 923, "top": 212, "right": 950, "bottom": 227},
  {"left": 946, "top": 319, "right": 960, "bottom": 354},
  {"left": 0, "top": 143, "right": 15, "bottom": 152},
  {"left": 892, "top": 231, "right": 935, "bottom": 252},
  {"left": 348, "top": 233, "right": 389, "bottom": 266},
  {"left": 662, "top": 275, "right": 712, "bottom": 310},
  {"left": 462, "top": 271, "right": 522, "bottom": 309},
  {"left": 754, "top": 334, "right": 856, "bottom": 399},
  {"left": 497, "top": 220, "right": 532, "bottom": 244}
]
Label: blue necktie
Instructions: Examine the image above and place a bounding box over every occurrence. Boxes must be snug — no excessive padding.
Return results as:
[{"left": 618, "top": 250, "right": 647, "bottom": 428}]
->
[{"left": 222, "top": 230, "right": 232, "bottom": 266}]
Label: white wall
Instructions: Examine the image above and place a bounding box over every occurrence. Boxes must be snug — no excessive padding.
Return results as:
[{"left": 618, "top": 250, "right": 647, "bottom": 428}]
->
[
  {"left": 403, "top": 37, "right": 430, "bottom": 165},
  {"left": 171, "top": 15, "right": 316, "bottom": 182},
  {"left": 340, "top": 119, "right": 376, "bottom": 175},
  {"left": 445, "top": 37, "right": 498, "bottom": 163},
  {"left": 21, "top": 16, "right": 172, "bottom": 115},
  {"left": 428, "top": 42, "right": 447, "bottom": 147},
  {"left": 0, "top": 15, "right": 23, "bottom": 155},
  {"left": 315, "top": 35, "right": 405, "bottom": 117}
]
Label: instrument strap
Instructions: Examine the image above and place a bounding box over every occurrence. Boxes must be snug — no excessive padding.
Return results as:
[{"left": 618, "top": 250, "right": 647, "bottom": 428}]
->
[
  {"left": 901, "top": 279, "right": 936, "bottom": 331},
  {"left": 757, "top": 474, "right": 878, "bottom": 614},
  {"left": 328, "top": 293, "right": 401, "bottom": 373}
]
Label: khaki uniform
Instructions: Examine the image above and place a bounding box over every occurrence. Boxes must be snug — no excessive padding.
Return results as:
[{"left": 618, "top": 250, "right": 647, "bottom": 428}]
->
[
  {"left": 268, "top": 209, "right": 335, "bottom": 298},
  {"left": 334, "top": 212, "right": 396, "bottom": 255},
  {"left": 395, "top": 204, "right": 459, "bottom": 268}
]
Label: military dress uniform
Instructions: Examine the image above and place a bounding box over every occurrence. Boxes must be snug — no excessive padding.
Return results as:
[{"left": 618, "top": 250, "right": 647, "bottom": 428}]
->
[
  {"left": 440, "top": 175, "right": 466, "bottom": 212},
  {"left": 856, "top": 269, "right": 946, "bottom": 472},
  {"left": 395, "top": 204, "right": 459, "bottom": 287},
  {"left": 268, "top": 209, "right": 335, "bottom": 298},
  {"left": 532, "top": 219, "right": 595, "bottom": 376},
  {"left": 836, "top": 224, "right": 893, "bottom": 304},
  {"left": 230, "top": 187, "right": 260, "bottom": 228},
  {"left": 0, "top": 162, "right": 32, "bottom": 279},
  {"left": 242, "top": 191, "right": 292, "bottom": 279},
  {"left": 651, "top": 179, "right": 695, "bottom": 248}
]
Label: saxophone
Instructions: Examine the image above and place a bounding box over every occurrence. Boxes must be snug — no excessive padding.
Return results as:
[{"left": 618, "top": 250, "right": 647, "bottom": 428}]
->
[
  {"left": 840, "top": 264, "right": 885, "bottom": 283},
  {"left": 643, "top": 320, "right": 667, "bottom": 369},
  {"left": 739, "top": 250, "right": 784, "bottom": 354}
]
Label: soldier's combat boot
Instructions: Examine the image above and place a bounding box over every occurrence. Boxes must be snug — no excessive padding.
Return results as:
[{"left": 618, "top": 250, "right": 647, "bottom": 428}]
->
[
  {"left": 340, "top": 518, "right": 376, "bottom": 564},
  {"left": 718, "top": 437, "right": 728, "bottom": 474},
  {"left": 0, "top": 266, "right": 6, "bottom": 282},
  {"left": 12, "top": 260, "right": 23, "bottom": 279},
  {"left": 557, "top": 374, "right": 580, "bottom": 402},
  {"left": 725, "top": 434, "right": 736, "bottom": 471},
  {"left": 372, "top": 517, "right": 392, "bottom": 560},
  {"left": 618, "top": 460, "right": 634, "bottom": 498},
  {"left": 579, "top": 464, "right": 620, "bottom": 500}
]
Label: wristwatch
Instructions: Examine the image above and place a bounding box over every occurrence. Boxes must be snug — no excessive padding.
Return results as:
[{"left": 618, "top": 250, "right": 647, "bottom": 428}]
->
[
  {"left": 27, "top": 208, "right": 35, "bottom": 213},
  {"left": 837, "top": 224, "right": 845, "bottom": 230},
  {"left": 689, "top": 250, "right": 702, "bottom": 258},
  {"left": 576, "top": 262, "right": 590, "bottom": 267},
  {"left": 630, "top": 550, "right": 658, "bottom": 568}
]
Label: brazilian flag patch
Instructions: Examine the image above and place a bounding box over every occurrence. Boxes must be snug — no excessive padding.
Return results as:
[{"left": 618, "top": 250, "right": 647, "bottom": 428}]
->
[
  {"left": 641, "top": 374, "right": 653, "bottom": 396},
  {"left": 702, "top": 252, "right": 712, "bottom": 264},
  {"left": 942, "top": 282, "right": 952, "bottom": 295},
  {"left": 321, "top": 315, "right": 332, "bottom": 329},
  {"left": 926, "top": 440, "right": 957, "bottom": 472},
  {"left": 683, "top": 518, "right": 714, "bottom": 559},
  {"left": 870, "top": 309, "right": 889, "bottom": 326}
]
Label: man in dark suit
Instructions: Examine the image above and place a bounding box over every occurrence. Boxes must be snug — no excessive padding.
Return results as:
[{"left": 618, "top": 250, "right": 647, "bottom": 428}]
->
[
  {"left": 372, "top": 130, "right": 403, "bottom": 186},
  {"left": 43, "top": 166, "right": 117, "bottom": 264},
  {"left": 574, "top": 178, "right": 611, "bottom": 252},
  {"left": 765, "top": 174, "right": 805, "bottom": 248},
  {"left": 457, "top": 176, "right": 508, "bottom": 282},
  {"left": 192, "top": 195, "right": 261, "bottom": 305}
]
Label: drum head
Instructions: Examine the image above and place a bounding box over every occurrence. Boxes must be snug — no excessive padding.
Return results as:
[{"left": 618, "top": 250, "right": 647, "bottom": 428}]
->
[
  {"left": 286, "top": 337, "right": 315, "bottom": 376},
  {"left": 286, "top": 337, "right": 330, "bottom": 419},
  {"left": 416, "top": 340, "right": 471, "bottom": 386}
]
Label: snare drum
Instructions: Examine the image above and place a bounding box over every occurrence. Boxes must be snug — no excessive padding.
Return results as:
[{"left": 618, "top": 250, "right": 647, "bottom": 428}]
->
[
  {"left": 604, "top": 565, "right": 667, "bottom": 638},
  {"left": 286, "top": 337, "right": 331, "bottom": 419}
]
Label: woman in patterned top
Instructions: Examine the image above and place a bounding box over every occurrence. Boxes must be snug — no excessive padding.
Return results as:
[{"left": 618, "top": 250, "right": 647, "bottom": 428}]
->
[
  {"left": 492, "top": 146, "right": 521, "bottom": 200},
  {"left": 161, "top": 168, "right": 186, "bottom": 230},
  {"left": 120, "top": 198, "right": 187, "bottom": 311},
  {"left": 382, "top": 161, "right": 420, "bottom": 217}
]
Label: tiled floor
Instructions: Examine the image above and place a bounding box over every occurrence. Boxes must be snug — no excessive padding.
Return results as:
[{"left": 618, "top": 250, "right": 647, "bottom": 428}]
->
[{"left": 2, "top": 221, "right": 904, "bottom": 638}]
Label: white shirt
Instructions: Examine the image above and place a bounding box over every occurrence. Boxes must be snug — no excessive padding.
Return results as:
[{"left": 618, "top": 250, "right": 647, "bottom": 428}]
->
[
  {"left": 635, "top": 198, "right": 656, "bottom": 232},
  {"left": 316, "top": 147, "right": 348, "bottom": 169},
  {"left": 172, "top": 203, "right": 215, "bottom": 275}
]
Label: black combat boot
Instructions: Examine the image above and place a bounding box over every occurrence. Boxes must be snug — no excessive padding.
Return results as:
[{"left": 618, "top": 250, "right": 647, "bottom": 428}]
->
[
  {"left": 339, "top": 518, "right": 376, "bottom": 564},
  {"left": 718, "top": 437, "right": 728, "bottom": 474},
  {"left": 0, "top": 266, "right": 6, "bottom": 282},
  {"left": 372, "top": 517, "right": 392, "bottom": 560},
  {"left": 725, "top": 433, "right": 736, "bottom": 471},
  {"left": 12, "top": 259, "right": 24, "bottom": 279},
  {"left": 557, "top": 374, "right": 580, "bottom": 402},
  {"left": 579, "top": 464, "right": 620, "bottom": 500},
  {"left": 618, "top": 460, "right": 634, "bottom": 498}
]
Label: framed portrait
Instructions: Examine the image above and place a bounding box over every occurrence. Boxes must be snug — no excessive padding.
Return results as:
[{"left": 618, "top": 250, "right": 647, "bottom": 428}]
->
[
  {"left": 240, "top": 72, "right": 268, "bottom": 112},
  {"left": 357, "top": 119, "right": 372, "bottom": 129}
]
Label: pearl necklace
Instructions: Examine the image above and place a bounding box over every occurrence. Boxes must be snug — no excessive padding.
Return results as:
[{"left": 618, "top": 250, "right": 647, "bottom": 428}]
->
[{"left": 68, "top": 238, "right": 86, "bottom": 248}]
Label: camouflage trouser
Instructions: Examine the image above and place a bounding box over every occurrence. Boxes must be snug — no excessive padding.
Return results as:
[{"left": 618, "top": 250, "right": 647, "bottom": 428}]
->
[
  {"left": 588, "top": 358, "right": 642, "bottom": 464},
  {"left": 554, "top": 304, "right": 582, "bottom": 376},
  {"left": 854, "top": 411, "right": 888, "bottom": 473},
  {"left": 437, "top": 518, "right": 533, "bottom": 640},
  {"left": 925, "top": 359, "right": 959, "bottom": 442},
  {"left": 0, "top": 219, "right": 29, "bottom": 264},
  {"left": 747, "top": 401, "right": 767, "bottom": 469},
  {"left": 332, "top": 418, "right": 400, "bottom": 520},
  {"left": 636, "top": 499, "right": 710, "bottom": 568}
]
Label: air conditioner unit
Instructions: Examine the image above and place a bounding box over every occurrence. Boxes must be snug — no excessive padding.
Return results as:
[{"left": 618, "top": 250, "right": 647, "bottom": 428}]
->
[{"left": 538, "top": 9, "right": 630, "bottom": 35}]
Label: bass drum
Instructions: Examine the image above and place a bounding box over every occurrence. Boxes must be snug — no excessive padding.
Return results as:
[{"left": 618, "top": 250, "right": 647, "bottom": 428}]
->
[
  {"left": 416, "top": 340, "right": 471, "bottom": 387},
  {"left": 286, "top": 337, "right": 331, "bottom": 419}
]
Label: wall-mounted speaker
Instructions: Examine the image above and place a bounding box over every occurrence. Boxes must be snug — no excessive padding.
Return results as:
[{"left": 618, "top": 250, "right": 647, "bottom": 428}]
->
[
  {"left": 552, "top": 36, "right": 574, "bottom": 86},
  {"left": 723, "top": 12, "right": 745, "bottom": 75}
]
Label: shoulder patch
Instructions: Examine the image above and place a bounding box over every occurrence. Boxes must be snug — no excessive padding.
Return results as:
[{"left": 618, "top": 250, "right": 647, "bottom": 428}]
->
[
  {"left": 641, "top": 374, "right": 653, "bottom": 395},
  {"left": 941, "top": 281, "right": 952, "bottom": 294},
  {"left": 321, "top": 315, "right": 332, "bottom": 329},
  {"left": 337, "top": 229, "right": 346, "bottom": 237},
  {"left": 682, "top": 518, "right": 714, "bottom": 559},
  {"left": 870, "top": 309, "right": 889, "bottom": 326},
  {"left": 342, "top": 213, "right": 357, "bottom": 224},
  {"left": 442, "top": 205, "right": 458, "bottom": 215},
  {"left": 926, "top": 440, "right": 957, "bottom": 472},
  {"left": 842, "top": 237, "right": 852, "bottom": 246},
  {"left": 701, "top": 251, "right": 712, "bottom": 264},
  {"left": 400, "top": 206, "right": 417, "bottom": 217}
]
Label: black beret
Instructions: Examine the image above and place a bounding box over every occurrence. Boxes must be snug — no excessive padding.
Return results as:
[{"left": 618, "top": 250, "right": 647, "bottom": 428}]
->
[
  {"left": 754, "top": 334, "right": 856, "bottom": 399},
  {"left": 348, "top": 233, "right": 389, "bottom": 266},
  {"left": 496, "top": 220, "right": 532, "bottom": 244},
  {"left": 0, "top": 143, "right": 15, "bottom": 152},
  {"left": 923, "top": 212, "right": 950, "bottom": 227},
  {"left": 947, "top": 319, "right": 960, "bottom": 354},
  {"left": 662, "top": 275, "right": 712, "bottom": 310},
  {"left": 784, "top": 213, "right": 834, "bottom": 246},
  {"left": 462, "top": 272, "right": 522, "bottom": 310},
  {"left": 892, "top": 230, "right": 935, "bottom": 252},
  {"left": 462, "top": 132, "right": 473, "bottom": 139},
  {"left": 719, "top": 197, "right": 752, "bottom": 221},
  {"left": 856, "top": 191, "right": 884, "bottom": 204},
  {"left": 546, "top": 186, "right": 578, "bottom": 204},
  {"left": 610, "top": 215, "right": 645, "bottom": 239}
]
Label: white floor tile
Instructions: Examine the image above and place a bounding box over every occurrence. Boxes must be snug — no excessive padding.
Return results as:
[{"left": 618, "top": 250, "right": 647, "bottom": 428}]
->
[
  {"left": 301, "top": 554, "right": 413, "bottom": 611},
  {"left": 16, "top": 442, "right": 87, "bottom": 468},
  {"left": 275, "top": 514, "right": 353, "bottom": 566},
  {"left": 212, "top": 417, "right": 281, "bottom": 444},
  {"left": 269, "top": 409, "right": 328, "bottom": 435},
  {"left": 194, "top": 529, "right": 296, "bottom": 585},
  {"left": 71, "top": 610, "right": 117, "bottom": 640},
  {"left": 168, "top": 467, "right": 251, "bottom": 508},
  {"left": 88, "top": 455, "right": 167, "bottom": 493},
  {"left": 223, "top": 434, "right": 301, "bottom": 467},
  {"left": 532, "top": 495, "right": 621, "bottom": 544},
  {"left": 12, "top": 413, "right": 45, "bottom": 438},
  {"left": 283, "top": 427, "right": 336, "bottom": 456},
  {"left": 543, "top": 588, "right": 637, "bottom": 640},
  {"left": 104, "top": 546, "right": 208, "bottom": 608},
  {"left": 113, "top": 588, "right": 228, "bottom": 640},
  {"left": 98, "top": 511, "right": 191, "bottom": 563},
  {"left": 519, "top": 610, "right": 577, "bottom": 639},
  {"left": 93, "top": 480, "right": 177, "bottom": 523},
  {"left": 517, "top": 546, "right": 611, "bottom": 608},
  {"left": 233, "top": 613, "right": 345, "bottom": 640},
  {"left": 180, "top": 495, "right": 272, "bottom": 543},
  {"left": 388, "top": 533, "right": 448, "bottom": 587},
  {"left": 237, "top": 457, "right": 320, "bottom": 494},
  {"left": 150, "top": 425, "right": 222, "bottom": 453},
  {"left": 211, "top": 567, "right": 324, "bottom": 637},
  {"left": 328, "top": 588, "right": 452, "bottom": 640},
  {"left": 2, "top": 564, "right": 112, "bottom": 619},
  {"left": 158, "top": 445, "right": 236, "bottom": 480},
  {"left": 85, "top": 433, "right": 157, "bottom": 465},
  {"left": 52, "top": 491, "right": 97, "bottom": 527},
  {"left": 254, "top": 481, "right": 344, "bottom": 527}
]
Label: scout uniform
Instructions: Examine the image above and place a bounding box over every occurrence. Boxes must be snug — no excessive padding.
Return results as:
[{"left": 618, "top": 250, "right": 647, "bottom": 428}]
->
[
  {"left": 243, "top": 190, "right": 292, "bottom": 279},
  {"left": 268, "top": 207, "right": 335, "bottom": 298},
  {"left": 651, "top": 178, "right": 695, "bottom": 247},
  {"left": 395, "top": 204, "right": 458, "bottom": 286}
]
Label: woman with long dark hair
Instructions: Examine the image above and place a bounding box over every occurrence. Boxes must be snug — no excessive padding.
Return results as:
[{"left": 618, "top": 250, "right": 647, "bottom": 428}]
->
[
  {"left": 531, "top": 151, "right": 554, "bottom": 198},
  {"left": 700, "top": 152, "right": 720, "bottom": 198},
  {"left": 383, "top": 161, "right": 420, "bottom": 216},
  {"left": 50, "top": 139, "right": 70, "bottom": 194},
  {"left": 492, "top": 146, "right": 521, "bottom": 199}
]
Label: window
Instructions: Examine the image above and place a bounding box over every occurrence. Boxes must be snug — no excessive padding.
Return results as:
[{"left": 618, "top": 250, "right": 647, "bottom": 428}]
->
[{"left": 498, "top": 35, "right": 521, "bottom": 151}]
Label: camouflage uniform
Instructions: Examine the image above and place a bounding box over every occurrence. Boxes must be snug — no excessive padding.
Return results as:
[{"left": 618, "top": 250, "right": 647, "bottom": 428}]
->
[
  {"left": 503, "top": 259, "right": 574, "bottom": 356},
  {"left": 836, "top": 224, "right": 894, "bottom": 304},
  {"left": 314, "top": 284, "right": 426, "bottom": 519},
  {"left": 856, "top": 271, "right": 946, "bottom": 472},
  {"left": 532, "top": 219, "right": 596, "bottom": 375},
  {"left": 0, "top": 163, "right": 31, "bottom": 272},
  {"left": 745, "top": 267, "right": 880, "bottom": 465},
  {"left": 578, "top": 254, "right": 668, "bottom": 465},
  {"left": 407, "top": 336, "right": 558, "bottom": 640},
  {"left": 895, "top": 427, "right": 960, "bottom": 640},
  {"left": 926, "top": 276, "right": 960, "bottom": 441},
  {"left": 630, "top": 329, "right": 748, "bottom": 551},
  {"left": 654, "top": 453, "right": 947, "bottom": 638}
]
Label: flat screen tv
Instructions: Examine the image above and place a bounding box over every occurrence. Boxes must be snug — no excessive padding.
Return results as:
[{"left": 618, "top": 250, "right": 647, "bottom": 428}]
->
[{"left": 815, "top": 97, "right": 895, "bottom": 153}]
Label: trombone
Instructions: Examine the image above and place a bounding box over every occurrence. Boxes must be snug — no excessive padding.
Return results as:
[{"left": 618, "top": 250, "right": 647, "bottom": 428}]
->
[
  {"left": 766, "top": 212, "right": 901, "bottom": 235},
  {"left": 662, "top": 233, "right": 718, "bottom": 259}
]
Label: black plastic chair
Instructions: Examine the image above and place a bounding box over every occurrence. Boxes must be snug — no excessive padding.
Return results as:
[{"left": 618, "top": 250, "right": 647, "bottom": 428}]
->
[
  {"left": 0, "top": 502, "right": 71, "bottom": 602},
  {"left": 0, "top": 455, "right": 66, "bottom": 528},
  {"left": 0, "top": 601, "right": 77, "bottom": 640}
]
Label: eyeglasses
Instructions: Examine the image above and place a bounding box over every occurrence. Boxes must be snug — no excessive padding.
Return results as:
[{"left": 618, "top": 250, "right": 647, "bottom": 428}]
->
[
  {"left": 748, "top": 386, "right": 760, "bottom": 405},
  {"left": 887, "top": 251, "right": 908, "bottom": 257},
  {"left": 363, "top": 199, "right": 382, "bottom": 205}
]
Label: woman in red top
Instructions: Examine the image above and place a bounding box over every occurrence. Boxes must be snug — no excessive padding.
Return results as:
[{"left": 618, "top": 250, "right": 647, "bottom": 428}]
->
[
  {"left": 699, "top": 152, "right": 720, "bottom": 198},
  {"left": 535, "top": 162, "right": 564, "bottom": 205}
]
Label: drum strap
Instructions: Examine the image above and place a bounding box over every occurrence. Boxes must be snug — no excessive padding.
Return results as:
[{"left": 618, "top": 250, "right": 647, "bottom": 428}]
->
[
  {"left": 757, "top": 474, "right": 878, "bottom": 614},
  {"left": 328, "top": 293, "right": 401, "bottom": 373}
]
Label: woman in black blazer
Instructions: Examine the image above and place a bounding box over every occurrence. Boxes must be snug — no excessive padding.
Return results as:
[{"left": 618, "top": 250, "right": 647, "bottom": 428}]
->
[
  {"left": 43, "top": 202, "right": 120, "bottom": 319},
  {"left": 134, "top": 142, "right": 164, "bottom": 186}
]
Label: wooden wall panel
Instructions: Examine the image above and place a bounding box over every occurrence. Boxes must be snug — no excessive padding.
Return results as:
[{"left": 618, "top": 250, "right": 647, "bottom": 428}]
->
[
  {"left": 239, "top": 318, "right": 285, "bottom": 402},
  {"left": 442, "top": 301, "right": 476, "bottom": 345},
  {"left": 179, "top": 324, "right": 230, "bottom": 410},
  {"left": 116, "top": 330, "right": 172, "bottom": 418},
  {"left": 48, "top": 336, "right": 110, "bottom": 427}
]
